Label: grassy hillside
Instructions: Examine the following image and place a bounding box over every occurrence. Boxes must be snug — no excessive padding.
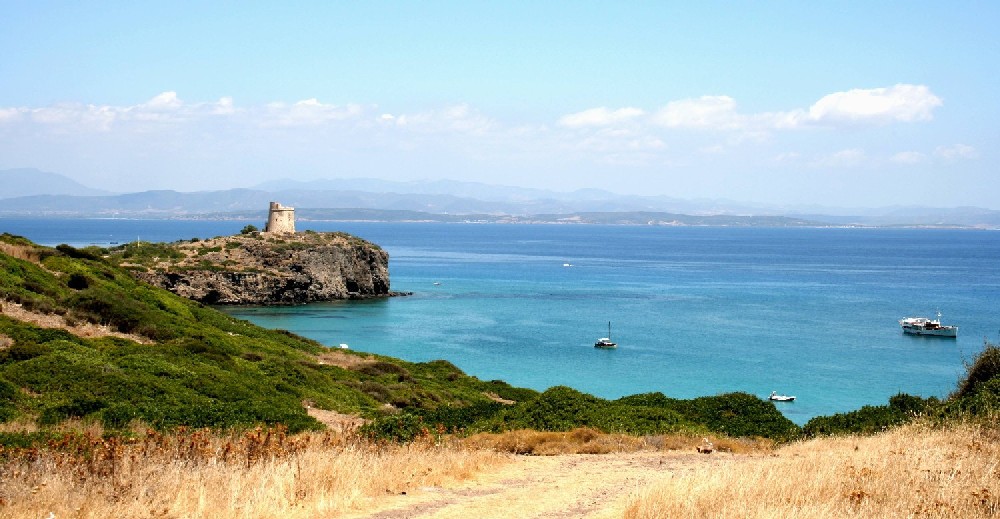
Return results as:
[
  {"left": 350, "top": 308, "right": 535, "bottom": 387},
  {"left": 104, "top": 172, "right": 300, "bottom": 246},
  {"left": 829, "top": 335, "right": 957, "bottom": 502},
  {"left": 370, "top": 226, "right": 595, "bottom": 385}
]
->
[
  {"left": 0, "top": 233, "right": 799, "bottom": 441},
  {"left": 0, "top": 233, "right": 507, "bottom": 433}
]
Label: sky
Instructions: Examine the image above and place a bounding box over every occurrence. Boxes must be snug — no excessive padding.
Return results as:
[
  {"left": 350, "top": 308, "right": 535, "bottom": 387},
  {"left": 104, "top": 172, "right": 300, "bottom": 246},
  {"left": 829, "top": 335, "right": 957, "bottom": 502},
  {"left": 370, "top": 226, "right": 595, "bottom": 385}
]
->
[{"left": 1, "top": 2, "right": 997, "bottom": 209}]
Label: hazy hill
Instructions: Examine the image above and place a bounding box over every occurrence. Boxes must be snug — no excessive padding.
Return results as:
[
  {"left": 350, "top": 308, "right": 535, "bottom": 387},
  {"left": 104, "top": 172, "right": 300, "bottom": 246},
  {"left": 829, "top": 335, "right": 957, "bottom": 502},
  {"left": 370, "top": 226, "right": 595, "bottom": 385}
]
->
[
  {"left": 0, "top": 168, "right": 112, "bottom": 199},
  {"left": 3, "top": 168, "right": 1000, "bottom": 227}
]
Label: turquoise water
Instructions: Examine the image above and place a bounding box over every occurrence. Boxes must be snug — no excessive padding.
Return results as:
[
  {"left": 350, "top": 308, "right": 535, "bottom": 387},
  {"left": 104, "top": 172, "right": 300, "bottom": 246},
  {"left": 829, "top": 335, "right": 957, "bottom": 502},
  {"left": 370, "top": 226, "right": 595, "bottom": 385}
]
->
[{"left": 5, "top": 218, "right": 998, "bottom": 423}]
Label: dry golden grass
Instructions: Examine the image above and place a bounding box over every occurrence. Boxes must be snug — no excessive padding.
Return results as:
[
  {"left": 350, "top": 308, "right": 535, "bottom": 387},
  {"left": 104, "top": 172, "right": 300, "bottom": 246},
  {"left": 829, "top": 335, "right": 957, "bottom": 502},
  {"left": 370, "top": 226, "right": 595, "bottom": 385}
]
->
[
  {"left": 0, "top": 242, "right": 42, "bottom": 264},
  {"left": 463, "top": 427, "right": 647, "bottom": 455},
  {"left": 462, "top": 427, "right": 774, "bottom": 456},
  {"left": 0, "top": 426, "right": 508, "bottom": 519},
  {"left": 315, "top": 349, "right": 376, "bottom": 370},
  {"left": 0, "top": 298, "right": 152, "bottom": 344},
  {"left": 6, "top": 421, "right": 999, "bottom": 518},
  {"left": 625, "top": 421, "right": 1000, "bottom": 518}
]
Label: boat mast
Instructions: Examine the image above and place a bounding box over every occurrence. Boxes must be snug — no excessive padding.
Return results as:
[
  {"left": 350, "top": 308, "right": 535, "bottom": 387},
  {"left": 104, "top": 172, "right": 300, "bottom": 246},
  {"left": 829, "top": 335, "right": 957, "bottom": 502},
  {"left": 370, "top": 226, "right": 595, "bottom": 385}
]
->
[{"left": 608, "top": 321, "right": 612, "bottom": 341}]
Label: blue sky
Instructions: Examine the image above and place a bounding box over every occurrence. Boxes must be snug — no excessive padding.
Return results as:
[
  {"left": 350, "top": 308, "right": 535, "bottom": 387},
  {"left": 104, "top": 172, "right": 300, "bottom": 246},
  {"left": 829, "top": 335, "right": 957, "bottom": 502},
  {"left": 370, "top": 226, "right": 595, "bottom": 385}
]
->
[{"left": 1, "top": 2, "right": 997, "bottom": 209}]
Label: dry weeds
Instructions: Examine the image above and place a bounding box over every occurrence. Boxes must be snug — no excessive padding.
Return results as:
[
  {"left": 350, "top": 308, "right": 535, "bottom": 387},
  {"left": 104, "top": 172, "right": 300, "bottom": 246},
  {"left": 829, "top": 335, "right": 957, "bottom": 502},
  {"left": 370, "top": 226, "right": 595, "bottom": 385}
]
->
[
  {"left": 625, "top": 422, "right": 1000, "bottom": 518},
  {"left": 0, "top": 298, "right": 151, "bottom": 344},
  {"left": 4, "top": 419, "right": 997, "bottom": 518},
  {"left": 316, "top": 349, "right": 377, "bottom": 370},
  {"left": 0, "top": 426, "right": 507, "bottom": 519},
  {"left": 0, "top": 242, "right": 42, "bottom": 264},
  {"left": 462, "top": 428, "right": 774, "bottom": 456}
]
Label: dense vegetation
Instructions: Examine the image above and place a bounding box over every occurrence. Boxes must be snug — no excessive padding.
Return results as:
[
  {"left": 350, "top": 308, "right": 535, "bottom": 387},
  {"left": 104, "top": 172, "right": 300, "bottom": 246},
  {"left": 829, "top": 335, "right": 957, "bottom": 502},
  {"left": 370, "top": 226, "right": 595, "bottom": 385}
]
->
[
  {"left": 3, "top": 233, "right": 997, "bottom": 446},
  {"left": 0, "top": 234, "right": 506, "bottom": 433}
]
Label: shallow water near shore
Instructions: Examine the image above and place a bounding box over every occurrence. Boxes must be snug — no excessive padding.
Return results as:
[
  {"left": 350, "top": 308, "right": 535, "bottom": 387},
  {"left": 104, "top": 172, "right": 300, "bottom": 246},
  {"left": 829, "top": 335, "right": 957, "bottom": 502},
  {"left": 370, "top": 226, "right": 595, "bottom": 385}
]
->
[{"left": 6, "top": 218, "right": 999, "bottom": 423}]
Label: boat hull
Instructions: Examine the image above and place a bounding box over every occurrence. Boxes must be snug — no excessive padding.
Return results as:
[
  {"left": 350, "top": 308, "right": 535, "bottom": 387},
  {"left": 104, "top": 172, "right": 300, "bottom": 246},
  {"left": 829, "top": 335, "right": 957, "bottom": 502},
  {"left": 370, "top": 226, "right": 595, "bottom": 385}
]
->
[{"left": 901, "top": 327, "right": 957, "bottom": 338}]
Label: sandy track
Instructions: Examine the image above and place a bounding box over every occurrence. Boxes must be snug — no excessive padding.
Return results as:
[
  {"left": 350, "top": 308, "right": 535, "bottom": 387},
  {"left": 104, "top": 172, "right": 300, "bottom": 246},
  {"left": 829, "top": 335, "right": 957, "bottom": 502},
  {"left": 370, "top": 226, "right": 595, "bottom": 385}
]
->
[{"left": 346, "top": 451, "right": 746, "bottom": 519}]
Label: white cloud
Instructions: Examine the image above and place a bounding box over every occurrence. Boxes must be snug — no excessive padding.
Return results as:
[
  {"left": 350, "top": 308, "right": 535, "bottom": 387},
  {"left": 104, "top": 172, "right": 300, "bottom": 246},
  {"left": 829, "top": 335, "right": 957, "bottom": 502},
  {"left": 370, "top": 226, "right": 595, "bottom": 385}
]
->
[
  {"left": 143, "top": 91, "right": 183, "bottom": 110},
  {"left": 650, "top": 96, "right": 742, "bottom": 129},
  {"left": 263, "top": 99, "right": 364, "bottom": 126},
  {"left": 812, "top": 148, "right": 867, "bottom": 168},
  {"left": 890, "top": 151, "right": 926, "bottom": 164},
  {"left": 807, "top": 84, "right": 942, "bottom": 124},
  {"left": 934, "top": 143, "right": 978, "bottom": 159},
  {"left": 557, "top": 84, "right": 940, "bottom": 137},
  {"left": 558, "top": 107, "right": 644, "bottom": 128},
  {"left": 213, "top": 97, "right": 236, "bottom": 115},
  {"left": 387, "top": 104, "right": 495, "bottom": 135},
  {"left": 0, "top": 107, "right": 26, "bottom": 122},
  {"left": 0, "top": 89, "right": 961, "bottom": 194},
  {"left": 773, "top": 151, "right": 801, "bottom": 163}
]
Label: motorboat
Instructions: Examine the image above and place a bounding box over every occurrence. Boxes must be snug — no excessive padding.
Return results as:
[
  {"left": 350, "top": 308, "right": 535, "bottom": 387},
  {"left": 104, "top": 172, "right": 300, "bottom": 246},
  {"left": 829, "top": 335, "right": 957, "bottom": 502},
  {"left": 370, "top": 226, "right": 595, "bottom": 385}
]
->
[
  {"left": 899, "top": 313, "right": 957, "bottom": 338},
  {"left": 594, "top": 321, "right": 617, "bottom": 349},
  {"left": 769, "top": 391, "right": 795, "bottom": 402}
]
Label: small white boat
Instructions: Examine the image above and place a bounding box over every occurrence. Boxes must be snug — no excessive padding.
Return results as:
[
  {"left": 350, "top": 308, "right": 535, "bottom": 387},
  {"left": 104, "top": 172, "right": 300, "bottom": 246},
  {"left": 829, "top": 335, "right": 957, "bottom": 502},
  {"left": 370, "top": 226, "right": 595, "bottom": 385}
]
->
[
  {"left": 594, "top": 321, "right": 617, "bottom": 349},
  {"left": 899, "top": 313, "right": 957, "bottom": 338},
  {"left": 339, "top": 343, "right": 349, "bottom": 349},
  {"left": 769, "top": 391, "right": 795, "bottom": 402}
]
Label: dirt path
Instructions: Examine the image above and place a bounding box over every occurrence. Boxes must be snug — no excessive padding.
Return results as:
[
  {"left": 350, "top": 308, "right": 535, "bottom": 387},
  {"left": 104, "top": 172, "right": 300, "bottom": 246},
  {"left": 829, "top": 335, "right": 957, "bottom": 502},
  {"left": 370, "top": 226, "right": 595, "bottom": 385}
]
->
[{"left": 345, "top": 451, "right": 747, "bottom": 519}]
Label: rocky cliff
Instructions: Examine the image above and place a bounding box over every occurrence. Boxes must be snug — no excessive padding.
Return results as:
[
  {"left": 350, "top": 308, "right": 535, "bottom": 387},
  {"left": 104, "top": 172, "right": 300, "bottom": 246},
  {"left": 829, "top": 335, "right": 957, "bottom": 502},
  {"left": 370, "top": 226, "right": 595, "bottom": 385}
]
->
[{"left": 126, "top": 231, "right": 401, "bottom": 304}]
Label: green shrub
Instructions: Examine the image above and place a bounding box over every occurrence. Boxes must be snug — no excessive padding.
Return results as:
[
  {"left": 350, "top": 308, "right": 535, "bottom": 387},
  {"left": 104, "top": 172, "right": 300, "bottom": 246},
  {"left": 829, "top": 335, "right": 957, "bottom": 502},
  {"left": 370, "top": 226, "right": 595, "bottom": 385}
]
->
[
  {"left": 357, "top": 361, "right": 410, "bottom": 378},
  {"left": 801, "top": 393, "right": 933, "bottom": 437},
  {"left": 955, "top": 341, "right": 1000, "bottom": 399},
  {"left": 0, "top": 431, "right": 57, "bottom": 449},
  {"left": 418, "top": 401, "right": 506, "bottom": 432},
  {"left": 0, "top": 377, "right": 17, "bottom": 401},
  {"left": 67, "top": 273, "right": 90, "bottom": 290},
  {"left": 0, "top": 377, "right": 18, "bottom": 423},
  {"left": 39, "top": 396, "right": 108, "bottom": 425},
  {"left": 101, "top": 402, "right": 138, "bottom": 429},
  {"left": 360, "top": 381, "right": 391, "bottom": 402},
  {"left": 0, "top": 342, "right": 52, "bottom": 363},
  {"left": 55, "top": 244, "right": 101, "bottom": 261},
  {"left": 360, "top": 413, "right": 430, "bottom": 442}
]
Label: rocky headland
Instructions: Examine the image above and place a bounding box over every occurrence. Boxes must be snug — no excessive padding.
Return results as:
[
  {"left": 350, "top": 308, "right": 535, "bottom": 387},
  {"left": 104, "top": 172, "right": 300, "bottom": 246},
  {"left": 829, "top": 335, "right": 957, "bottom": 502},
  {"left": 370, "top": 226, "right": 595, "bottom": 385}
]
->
[{"left": 125, "top": 231, "right": 405, "bottom": 304}]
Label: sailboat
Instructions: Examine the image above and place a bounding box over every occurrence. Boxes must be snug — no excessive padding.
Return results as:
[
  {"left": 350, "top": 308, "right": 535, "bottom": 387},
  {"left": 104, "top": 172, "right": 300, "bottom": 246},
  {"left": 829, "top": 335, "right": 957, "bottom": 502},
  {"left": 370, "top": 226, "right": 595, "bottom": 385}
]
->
[{"left": 594, "top": 321, "right": 617, "bottom": 349}]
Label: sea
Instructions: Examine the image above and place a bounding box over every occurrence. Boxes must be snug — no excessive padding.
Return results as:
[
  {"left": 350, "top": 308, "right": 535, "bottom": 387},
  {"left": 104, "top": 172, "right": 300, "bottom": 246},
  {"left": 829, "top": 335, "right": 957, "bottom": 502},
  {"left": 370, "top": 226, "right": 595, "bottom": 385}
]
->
[{"left": 4, "top": 217, "right": 999, "bottom": 425}]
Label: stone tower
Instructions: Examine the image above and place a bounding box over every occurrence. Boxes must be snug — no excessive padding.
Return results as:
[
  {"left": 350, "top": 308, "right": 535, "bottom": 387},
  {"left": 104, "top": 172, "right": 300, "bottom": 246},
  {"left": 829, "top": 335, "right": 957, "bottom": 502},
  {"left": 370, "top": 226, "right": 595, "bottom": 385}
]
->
[{"left": 265, "top": 202, "right": 295, "bottom": 234}]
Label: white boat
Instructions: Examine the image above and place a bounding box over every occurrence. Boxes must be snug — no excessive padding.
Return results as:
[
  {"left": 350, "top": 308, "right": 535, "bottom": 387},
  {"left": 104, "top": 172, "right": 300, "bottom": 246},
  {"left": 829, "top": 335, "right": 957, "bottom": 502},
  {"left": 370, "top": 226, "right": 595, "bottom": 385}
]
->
[
  {"left": 769, "top": 391, "right": 795, "bottom": 402},
  {"left": 899, "top": 313, "right": 957, "bottom": 338},
  {"left": 594, "top": 321, "right": 617, "bottom": 349}
]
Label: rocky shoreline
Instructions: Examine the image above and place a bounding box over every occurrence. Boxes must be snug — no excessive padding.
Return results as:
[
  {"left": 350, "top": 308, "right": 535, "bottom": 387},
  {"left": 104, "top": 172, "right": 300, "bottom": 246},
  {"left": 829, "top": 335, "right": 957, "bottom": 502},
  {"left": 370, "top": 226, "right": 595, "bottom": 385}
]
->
[{"left": 126, "top": 231, "right": 409, "bottom": 305}]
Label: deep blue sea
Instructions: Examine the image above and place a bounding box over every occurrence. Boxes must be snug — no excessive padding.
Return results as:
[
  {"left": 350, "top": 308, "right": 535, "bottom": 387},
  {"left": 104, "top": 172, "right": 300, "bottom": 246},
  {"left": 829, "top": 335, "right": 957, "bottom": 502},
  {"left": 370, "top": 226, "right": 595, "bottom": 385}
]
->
[{"left": 4, "top": 217, "right": 999, "bottom": 424}]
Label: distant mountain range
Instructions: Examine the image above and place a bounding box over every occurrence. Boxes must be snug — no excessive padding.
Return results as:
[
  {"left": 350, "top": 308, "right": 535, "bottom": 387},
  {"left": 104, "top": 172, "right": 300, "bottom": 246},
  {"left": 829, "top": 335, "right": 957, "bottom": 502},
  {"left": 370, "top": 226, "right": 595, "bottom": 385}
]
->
[
  {"left": 2, "top": 168, "right": 1000, "bottom": 228},
  {"left": 0, "top": 168, "right": 112, "bottom": 198}
]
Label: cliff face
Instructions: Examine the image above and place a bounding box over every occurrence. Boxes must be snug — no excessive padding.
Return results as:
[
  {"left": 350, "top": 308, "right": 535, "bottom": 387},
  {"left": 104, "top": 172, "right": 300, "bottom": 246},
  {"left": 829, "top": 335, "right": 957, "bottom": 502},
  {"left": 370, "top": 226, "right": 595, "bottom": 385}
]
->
[{"left": 129, "top": 232, "right": 398, "bottom": 305}]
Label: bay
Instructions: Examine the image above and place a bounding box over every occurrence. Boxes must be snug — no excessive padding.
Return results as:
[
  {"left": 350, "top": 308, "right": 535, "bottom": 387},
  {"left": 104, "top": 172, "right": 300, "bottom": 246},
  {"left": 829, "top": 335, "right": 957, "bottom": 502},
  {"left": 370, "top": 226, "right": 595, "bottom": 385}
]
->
[{"left": 4, "top": 217, "right": 998, "bottom": 424}]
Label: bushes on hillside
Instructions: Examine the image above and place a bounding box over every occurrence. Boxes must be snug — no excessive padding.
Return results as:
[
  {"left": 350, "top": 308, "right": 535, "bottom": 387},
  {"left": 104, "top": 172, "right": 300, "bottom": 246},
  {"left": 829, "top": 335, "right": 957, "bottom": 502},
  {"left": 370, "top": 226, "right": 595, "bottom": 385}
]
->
[
  {"left": 378, "top": 387, "right": 799, "bottom": 442},
  {"left": 802, "top": 393, "right": 936, "bottom": 437},
  {"left": 954, "top": 341, "right": 1000, "bottom": 399},
  {"left": 0, "top": 377, "right": 17, "bottom": 423},
  {"left": 941, "top": 341, "right": 1000, "bottom": 419}
]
